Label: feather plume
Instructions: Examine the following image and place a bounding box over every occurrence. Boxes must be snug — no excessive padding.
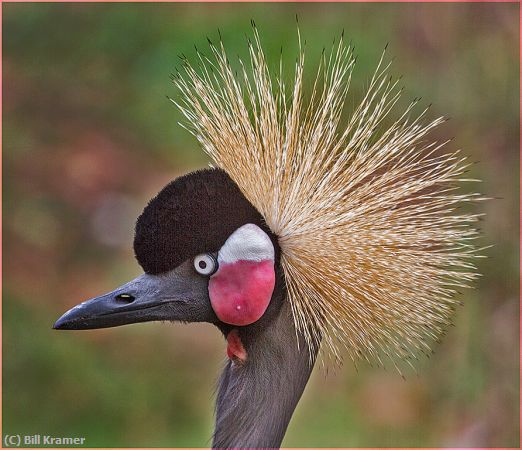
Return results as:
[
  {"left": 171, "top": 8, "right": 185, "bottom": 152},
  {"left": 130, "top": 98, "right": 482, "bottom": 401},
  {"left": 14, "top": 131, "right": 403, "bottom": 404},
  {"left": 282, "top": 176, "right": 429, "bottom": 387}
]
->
[{"left": 172, "top": 28, "right": 484, "bottom": 367}]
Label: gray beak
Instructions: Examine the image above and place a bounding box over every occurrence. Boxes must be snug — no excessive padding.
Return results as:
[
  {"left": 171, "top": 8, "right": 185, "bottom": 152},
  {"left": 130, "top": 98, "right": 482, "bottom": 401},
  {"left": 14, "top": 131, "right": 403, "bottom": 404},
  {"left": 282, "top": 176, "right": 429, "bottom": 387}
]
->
[{"left": 53, "top": 262, "right": 217, "bottom": 330}]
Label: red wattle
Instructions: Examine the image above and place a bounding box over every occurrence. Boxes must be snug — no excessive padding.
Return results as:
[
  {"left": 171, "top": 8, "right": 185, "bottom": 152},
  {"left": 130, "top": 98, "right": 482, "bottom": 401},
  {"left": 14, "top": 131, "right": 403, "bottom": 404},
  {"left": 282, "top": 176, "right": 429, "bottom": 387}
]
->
[
  {"left": 209, "top": 259, "right": 275, "bottom": 326},
  {"left": 226, "top": 329, "right": 247, "bottom": 362}
]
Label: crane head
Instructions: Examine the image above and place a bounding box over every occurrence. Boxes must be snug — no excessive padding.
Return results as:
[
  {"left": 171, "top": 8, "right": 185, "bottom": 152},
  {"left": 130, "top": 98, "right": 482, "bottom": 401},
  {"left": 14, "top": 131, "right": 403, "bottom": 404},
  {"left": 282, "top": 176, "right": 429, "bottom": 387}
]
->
[{"left": 53, "top": 168, "right": 280, "bottom": 334}]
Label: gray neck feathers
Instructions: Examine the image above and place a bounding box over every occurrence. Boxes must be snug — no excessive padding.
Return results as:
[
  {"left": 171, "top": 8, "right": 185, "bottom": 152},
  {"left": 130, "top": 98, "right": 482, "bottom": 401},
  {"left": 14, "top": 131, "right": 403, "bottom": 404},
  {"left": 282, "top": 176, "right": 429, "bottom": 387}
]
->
[{"left": 212, "top": 301, "right": 317, "bottom": 449}]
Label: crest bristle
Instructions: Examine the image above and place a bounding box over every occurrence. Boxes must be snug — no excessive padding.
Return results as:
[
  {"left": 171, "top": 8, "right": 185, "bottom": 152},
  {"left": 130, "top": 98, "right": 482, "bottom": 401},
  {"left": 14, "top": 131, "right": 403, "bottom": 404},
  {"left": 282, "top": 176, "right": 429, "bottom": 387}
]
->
[{"left": 173, "top": 27, "right": 484, "bottom": 367}]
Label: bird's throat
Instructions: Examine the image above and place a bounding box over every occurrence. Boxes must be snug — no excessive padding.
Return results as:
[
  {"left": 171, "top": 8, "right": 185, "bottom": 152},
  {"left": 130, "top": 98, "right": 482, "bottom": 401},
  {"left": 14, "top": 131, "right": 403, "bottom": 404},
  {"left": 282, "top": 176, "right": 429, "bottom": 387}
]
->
[{"left": 213, "top": 301, "right": 318, "bottom": 449}]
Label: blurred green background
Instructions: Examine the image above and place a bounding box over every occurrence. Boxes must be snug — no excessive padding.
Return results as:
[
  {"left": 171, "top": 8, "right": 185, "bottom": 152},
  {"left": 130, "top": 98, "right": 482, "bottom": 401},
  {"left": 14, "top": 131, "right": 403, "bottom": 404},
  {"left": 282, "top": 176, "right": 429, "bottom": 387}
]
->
[{"left": 3, "top": 2, "right": 519, "bottom": 448}]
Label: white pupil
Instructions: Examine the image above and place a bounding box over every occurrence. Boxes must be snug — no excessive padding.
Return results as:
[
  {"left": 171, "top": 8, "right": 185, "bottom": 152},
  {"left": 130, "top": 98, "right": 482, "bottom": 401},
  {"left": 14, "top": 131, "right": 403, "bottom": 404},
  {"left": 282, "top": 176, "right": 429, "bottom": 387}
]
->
[{"left": 194, "top": 254, "right": 216, "bottom": 275}]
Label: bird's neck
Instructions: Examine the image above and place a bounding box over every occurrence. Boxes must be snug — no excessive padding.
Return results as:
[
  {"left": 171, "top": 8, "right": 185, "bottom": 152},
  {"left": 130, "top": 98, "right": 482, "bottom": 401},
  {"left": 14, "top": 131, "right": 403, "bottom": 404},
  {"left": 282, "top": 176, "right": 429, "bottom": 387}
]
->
[{"left": 212, "top": 301, "right": 316, "bottom": 449}]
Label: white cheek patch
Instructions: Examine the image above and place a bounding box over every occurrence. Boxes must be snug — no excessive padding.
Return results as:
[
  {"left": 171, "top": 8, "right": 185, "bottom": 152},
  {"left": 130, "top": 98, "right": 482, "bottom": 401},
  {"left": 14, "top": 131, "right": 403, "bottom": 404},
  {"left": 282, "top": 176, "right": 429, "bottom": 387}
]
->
[{"left": 218, "top": 223, "right": 275, "bottom": 264}]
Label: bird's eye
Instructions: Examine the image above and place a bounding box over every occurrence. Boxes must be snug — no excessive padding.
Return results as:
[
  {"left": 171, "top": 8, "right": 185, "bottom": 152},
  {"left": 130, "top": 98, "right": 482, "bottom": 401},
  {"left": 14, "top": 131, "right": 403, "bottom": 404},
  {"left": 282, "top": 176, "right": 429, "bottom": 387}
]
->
[{"left": 194, "top": 253, "right": 218, "bottom": 276}]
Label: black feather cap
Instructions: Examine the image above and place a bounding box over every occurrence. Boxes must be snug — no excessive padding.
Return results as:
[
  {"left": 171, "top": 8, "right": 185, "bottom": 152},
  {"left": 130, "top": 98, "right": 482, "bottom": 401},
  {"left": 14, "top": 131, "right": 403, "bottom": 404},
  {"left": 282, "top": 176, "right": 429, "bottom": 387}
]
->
[{"left": 134, "top": 168, "right": 279, "bottom": 274}]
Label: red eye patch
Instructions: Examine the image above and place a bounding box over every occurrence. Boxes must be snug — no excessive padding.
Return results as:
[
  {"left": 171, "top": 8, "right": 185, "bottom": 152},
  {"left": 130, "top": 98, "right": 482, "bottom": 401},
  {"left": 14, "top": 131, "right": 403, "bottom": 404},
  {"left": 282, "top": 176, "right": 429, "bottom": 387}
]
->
[{"left": 209, "top": 259, "right": 275, "bottom": 326}]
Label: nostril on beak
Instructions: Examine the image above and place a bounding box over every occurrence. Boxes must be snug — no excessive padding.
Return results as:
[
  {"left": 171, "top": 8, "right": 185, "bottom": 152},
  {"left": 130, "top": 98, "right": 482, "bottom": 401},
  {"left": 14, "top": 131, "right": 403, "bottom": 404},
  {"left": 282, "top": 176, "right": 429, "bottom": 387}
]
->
[{"left": 115, "top": 293, "right": 136, "bottom": 303}]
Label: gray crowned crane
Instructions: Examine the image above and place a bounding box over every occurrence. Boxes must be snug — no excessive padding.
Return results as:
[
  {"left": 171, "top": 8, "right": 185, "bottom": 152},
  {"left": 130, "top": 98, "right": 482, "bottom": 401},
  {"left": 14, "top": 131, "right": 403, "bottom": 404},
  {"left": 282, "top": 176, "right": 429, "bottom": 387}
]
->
[{"left": 54, "top": 28, "right": 482, "bottom": 449}]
